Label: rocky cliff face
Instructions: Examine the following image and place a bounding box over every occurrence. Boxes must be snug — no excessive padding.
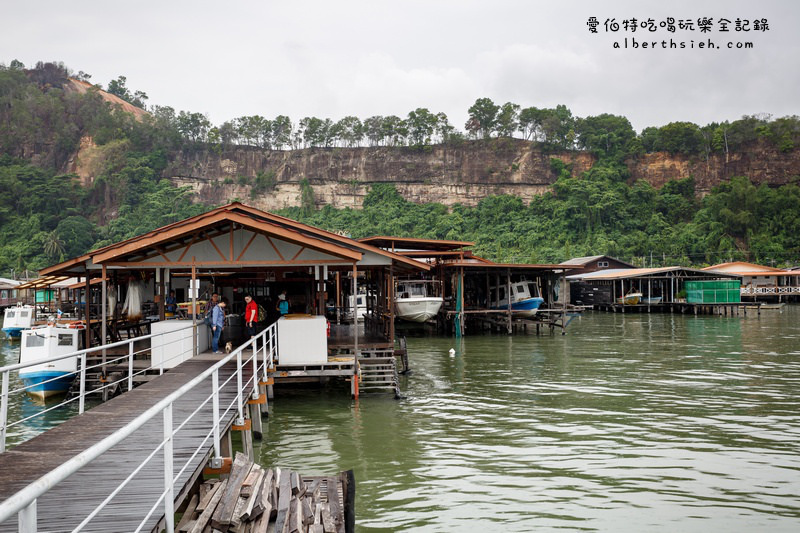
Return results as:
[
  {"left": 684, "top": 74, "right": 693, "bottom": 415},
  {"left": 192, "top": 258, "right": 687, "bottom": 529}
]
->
[
  {"left": 629, "top": 145, "right": 800, "bottom": 192},
  {"left": 75, "top": 137, "right": 800, "bottom": 209},
  {"left": 165, "top": 139, "right": 596, "bottom": 210}
]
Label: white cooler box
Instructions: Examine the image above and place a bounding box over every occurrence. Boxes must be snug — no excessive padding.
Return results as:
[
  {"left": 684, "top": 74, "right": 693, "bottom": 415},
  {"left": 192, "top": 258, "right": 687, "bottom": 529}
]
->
[{"left": 277, "top": 315, "right": 328, "bottom": 365}]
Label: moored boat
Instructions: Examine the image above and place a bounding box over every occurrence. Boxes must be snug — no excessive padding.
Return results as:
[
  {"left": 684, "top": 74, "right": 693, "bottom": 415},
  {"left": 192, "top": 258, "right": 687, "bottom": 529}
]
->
[
  {"left": 395, "top": 280, "right": 443, "bottom": 322},
  {"left": 490, "top": 279, "right": 544, "bottom": 318},
  {"left": 18, "top": 324, "right": 83, "bottom": 400},
  {"left": 641, "top": 296, "right": 662, "bottom": 305},
  {"left": 616, "top": 292, "right": 643, "bottom": 305},
  {"left": 2, "top": 303, "right": 36, "bottom": 339}
]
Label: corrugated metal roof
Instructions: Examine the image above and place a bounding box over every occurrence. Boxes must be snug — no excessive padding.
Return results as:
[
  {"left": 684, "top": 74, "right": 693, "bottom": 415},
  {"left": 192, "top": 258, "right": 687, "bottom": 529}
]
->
[
  {"left": 567, "top": 267, "right": 740, "bottom": 280},
  {"left": 702, "top": 262, "right": 789, "bottom": 274},
  {"left": 358, "top": 236, "right": 473, "bottom": 251},
  {"left": 559, "top": 255, "right": 635, "bottom": 268}
]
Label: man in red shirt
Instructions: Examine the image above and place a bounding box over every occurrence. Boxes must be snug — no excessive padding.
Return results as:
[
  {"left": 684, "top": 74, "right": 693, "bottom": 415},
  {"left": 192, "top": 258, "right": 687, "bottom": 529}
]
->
[{"left": 244, "top": 294, "right": 258, "bottom": 339}]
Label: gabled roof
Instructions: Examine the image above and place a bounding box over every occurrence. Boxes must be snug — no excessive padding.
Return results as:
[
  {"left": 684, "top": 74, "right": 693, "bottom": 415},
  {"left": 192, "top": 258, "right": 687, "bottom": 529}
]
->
[
  {"left": 559, "top": 255, "right": 636, "bottom": 268},
  {"left": 41, "top": 202, "right": 429, "bottom": 275}
]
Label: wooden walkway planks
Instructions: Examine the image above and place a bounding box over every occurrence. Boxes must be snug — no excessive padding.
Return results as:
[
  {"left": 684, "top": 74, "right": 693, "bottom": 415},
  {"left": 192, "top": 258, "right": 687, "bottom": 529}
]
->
[{"left": 0, "top": 351, "right": 255, "bottom": 532}]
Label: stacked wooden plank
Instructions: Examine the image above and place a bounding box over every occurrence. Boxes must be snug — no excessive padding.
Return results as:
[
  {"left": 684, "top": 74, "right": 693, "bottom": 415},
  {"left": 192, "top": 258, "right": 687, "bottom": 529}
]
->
[{"left": 176, "top": 453, "right": 351, "bottom": 533}]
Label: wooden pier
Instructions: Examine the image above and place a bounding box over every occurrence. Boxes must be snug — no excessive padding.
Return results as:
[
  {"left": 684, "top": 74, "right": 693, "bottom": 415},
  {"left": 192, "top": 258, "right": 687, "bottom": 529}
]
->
[
  {"left": 592, "top": 301, "right": 761, "bottom": 316},
  {"left": 0, "top": 351, "right": 256, "bottom": 532}
]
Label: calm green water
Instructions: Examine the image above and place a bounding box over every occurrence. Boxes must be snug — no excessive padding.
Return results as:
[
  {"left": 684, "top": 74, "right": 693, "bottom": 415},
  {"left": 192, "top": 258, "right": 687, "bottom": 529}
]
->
[
  {"left": 3, "top": 308, "right": 799, "bottom": 531},
  {"left": 257, "top": 307, "right": 800, "bottom": 532}
]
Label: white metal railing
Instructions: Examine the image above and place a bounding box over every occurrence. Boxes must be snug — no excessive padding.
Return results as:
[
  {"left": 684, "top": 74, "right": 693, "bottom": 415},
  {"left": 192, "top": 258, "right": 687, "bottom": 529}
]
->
[
  {"left": 740, "top": 286, "right": 800, "bottom": 295},
  {"left": 0, "top": 323, "right": 197, "bottom": 453},
  {"left": 0, "top": 321, "right": 278, "bottom": 532}
]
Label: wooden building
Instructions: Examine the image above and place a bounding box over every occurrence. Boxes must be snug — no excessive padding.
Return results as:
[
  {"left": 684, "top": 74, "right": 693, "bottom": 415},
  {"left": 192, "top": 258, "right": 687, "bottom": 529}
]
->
[
  {"left": 558, "top": 255, "right": 635, "bottom": 275},
  {"left": 566, "top": 266, "right": 744, "bottom": 314},
  {"left": 360, "top": 237, "right": 571, "bottom": 335},
  {"left": 35, "top": 203, "right": 429, "bottom": 393},
  {"left": 0, "top": 278, "right": 21, "bottom": 309},
  {"left": 703, "top": 262, "right": 800, "bottom": 302}
]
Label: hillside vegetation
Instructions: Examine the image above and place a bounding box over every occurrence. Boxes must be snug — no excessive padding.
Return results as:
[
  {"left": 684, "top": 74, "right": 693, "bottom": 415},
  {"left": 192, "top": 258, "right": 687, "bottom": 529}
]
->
[{"left": 1, "top": 60, "right": 799, "bottom": 274}]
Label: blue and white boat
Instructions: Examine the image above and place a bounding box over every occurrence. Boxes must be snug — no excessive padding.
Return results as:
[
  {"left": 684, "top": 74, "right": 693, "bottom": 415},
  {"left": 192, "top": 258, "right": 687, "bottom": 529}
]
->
[
  {"left": 490, "top": 280, "right": 544, "bottom": 318},
  {"left": 2, "top": 304, "right": 36, "bottom": 338},
  {"left": 19, "top": 325, "right": 82, "bottom": 400}
]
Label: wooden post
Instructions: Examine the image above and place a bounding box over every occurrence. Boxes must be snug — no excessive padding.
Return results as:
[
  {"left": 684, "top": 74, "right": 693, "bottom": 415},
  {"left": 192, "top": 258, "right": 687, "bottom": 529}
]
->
[
  {"left": 192, "top": 260, "right": 198, "bottom": 357},
  {"left": 158, "top": 267, "right": 165, "bottom": 321},
  {"left": 460, "top": 268, "right": 465, "bottom": 334},
  {"left": 336, "top": 271, "right": 341, "bottom": 325},
  {"left": 101, "top": 265, "right": 107, "bottom": 347},
  {"left": 84, "top": 268, "right": 91, "bottom": 355},
  {"left": 506, "top": 269, "right": 512, "bottom": 335},
  {"left": 389, "top": 264, "right": 395, "bottom": 344},
  {"left": 352, "top": 263, "right": 358, "bottom": 356},
  {"left": 250, "top": 402, "right": 263, "bottom": 440}
]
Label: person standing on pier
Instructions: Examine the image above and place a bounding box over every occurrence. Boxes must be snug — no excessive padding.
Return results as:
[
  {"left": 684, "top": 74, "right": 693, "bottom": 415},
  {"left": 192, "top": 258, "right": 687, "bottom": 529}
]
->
[
  {"left": 211, "top": 300, "right": 226, "bottom": 353},
  {"left": 244, "top": 294, "right": 258, "bottom": 339},
  {"left": 276, "top": 290, "right": 289, "bottom": 316},
  {"left": 165, "top": 290, "right": 177, "bottom": 314}
]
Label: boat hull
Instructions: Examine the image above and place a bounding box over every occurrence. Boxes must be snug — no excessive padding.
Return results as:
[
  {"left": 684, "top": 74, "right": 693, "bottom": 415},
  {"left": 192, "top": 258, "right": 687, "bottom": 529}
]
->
[
  {"left": 2, "top": 327, "right": 24, "bottom": 338},
  {"left": 492, "top": 297, "right": 544, "bottom": 318},
  {"left": 641, "top": 296, "right": 662, "bottom": 305},
  {"left": 395, "top": 297, "right": 443, "bottom": 322},
  {"left": 19, "top": 370, "right": 76, "bottom": 400}
]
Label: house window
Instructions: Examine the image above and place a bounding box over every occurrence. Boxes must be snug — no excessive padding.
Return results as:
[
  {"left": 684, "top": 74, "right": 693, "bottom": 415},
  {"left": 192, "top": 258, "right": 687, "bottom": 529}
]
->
[{"left": 598, "top": 261, "right": 609, "bottom": 268}]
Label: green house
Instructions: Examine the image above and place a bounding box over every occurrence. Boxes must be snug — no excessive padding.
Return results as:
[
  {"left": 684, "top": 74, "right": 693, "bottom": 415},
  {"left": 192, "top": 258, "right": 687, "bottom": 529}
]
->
[{"left": 685, "top": 280, "right": 741, "bottom": 304}]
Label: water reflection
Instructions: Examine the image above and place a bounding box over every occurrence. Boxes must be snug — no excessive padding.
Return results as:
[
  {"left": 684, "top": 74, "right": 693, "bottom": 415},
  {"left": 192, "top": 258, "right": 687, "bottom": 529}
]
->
[
  {"left": 1, "top": 340, "right": 83, "bottom": 446},
  {"left": 259, "top": 306, "right": 800, "bottom": 532}
]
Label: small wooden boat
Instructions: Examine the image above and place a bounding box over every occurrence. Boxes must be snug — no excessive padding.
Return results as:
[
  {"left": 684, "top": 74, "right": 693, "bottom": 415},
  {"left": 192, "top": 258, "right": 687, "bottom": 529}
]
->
[
  {"left": 641, "top": 296, "right": 662, "bottom": 305},
  {"left": 18, "top": 324, "right": 83, "bottom": 400},
  {"left": 616, "top": 292, "right": 642, "bottom": 305}
]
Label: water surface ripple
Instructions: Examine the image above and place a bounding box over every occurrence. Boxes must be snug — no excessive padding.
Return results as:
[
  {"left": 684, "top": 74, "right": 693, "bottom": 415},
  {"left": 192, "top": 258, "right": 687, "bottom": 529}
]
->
[
  {"left": 258, "top": 308, "right": 800, "bottom": 531},
  {"left": 3, "top": 307, "right": 799, "bottom": 531}
]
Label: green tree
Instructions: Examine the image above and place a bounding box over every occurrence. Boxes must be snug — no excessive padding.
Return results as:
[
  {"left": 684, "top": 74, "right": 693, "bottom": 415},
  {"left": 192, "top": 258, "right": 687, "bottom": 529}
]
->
[
  {"left": 406, "top": 108, "right": 437, "bottom": 146},
  {"left": 576, "top": 114, "right": 636, "bottom": 159},
  {"left": 465, "top": 97, "right": 499, "bottom": 139},
  {"left": 495, "top": 102, "right": 520, "bottom": 138}
]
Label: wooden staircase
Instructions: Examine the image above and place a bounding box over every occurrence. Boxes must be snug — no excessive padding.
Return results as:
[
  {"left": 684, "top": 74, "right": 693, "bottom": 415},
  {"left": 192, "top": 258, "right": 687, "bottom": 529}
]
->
[{"left": 357, "top": 355, "right": 400, "bottom": 397}]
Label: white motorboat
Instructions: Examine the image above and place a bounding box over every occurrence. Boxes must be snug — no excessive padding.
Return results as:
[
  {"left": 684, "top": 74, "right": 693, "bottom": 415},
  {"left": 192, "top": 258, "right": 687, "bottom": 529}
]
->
[
  {"left": 395, "top": 280, "right": 443, "bottom": 322},
  {"left": 2, "top": 303, "right": 36, "bottom": 339},
  {"left": 18, "top": 324, "right": 83, "bottom": 400},
  {"left": 490, "top": 279, "right": 544, "bottom": 318}
]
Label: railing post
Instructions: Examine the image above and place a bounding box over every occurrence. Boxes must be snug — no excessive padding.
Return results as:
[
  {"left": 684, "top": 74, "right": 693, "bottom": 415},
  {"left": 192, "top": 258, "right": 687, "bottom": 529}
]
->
[
  {"left": 251, "top": 337, "right": 259, "bottom": 399},
  {"left": 79, "top": 353, "right": 87, "bottom": 415},
  {"left": 128, "top": 340, "right": 134, "bottom": 392},
  {"left": 18, "top": 499, "right": 36, "bottom": 532},
  {"left": 211, "top": 369, "right": 222, "bottom": 467},
  {"left": 236, "top": 351, "right": 244, "bottom": 425},
  {"left": 163, "top": 403, "right": 174, "bottom": 533},
  {"left": 262, "top": 329, "right": 270, "bottom": 382},
  {"left": 1, "top": 371, "right": 9, "bottom": 453}
]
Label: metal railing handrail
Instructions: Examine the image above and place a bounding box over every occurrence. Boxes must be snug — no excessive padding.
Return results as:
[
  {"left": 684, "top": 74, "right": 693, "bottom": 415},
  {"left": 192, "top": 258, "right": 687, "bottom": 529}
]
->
[
  {"left": 1, "top": 322, "right": 198, "bottom": 452},
  {"left": 0, "top": 322, "right": 278, "bottom": 532},
  {"left": 0, "top": 323, "right": 195, "bottom": 374}
]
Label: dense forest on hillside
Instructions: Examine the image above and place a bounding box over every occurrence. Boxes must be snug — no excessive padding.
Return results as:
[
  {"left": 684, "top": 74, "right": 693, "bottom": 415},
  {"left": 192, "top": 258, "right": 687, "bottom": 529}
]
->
[{"left": 1, "top": 60, "right": 799, "bottom": 275}]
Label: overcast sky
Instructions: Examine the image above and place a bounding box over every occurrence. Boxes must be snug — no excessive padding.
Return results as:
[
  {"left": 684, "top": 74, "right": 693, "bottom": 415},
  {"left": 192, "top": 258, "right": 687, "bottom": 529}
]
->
[{"left": 2, "top": 0, "right": 797, "bottom": 132}]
